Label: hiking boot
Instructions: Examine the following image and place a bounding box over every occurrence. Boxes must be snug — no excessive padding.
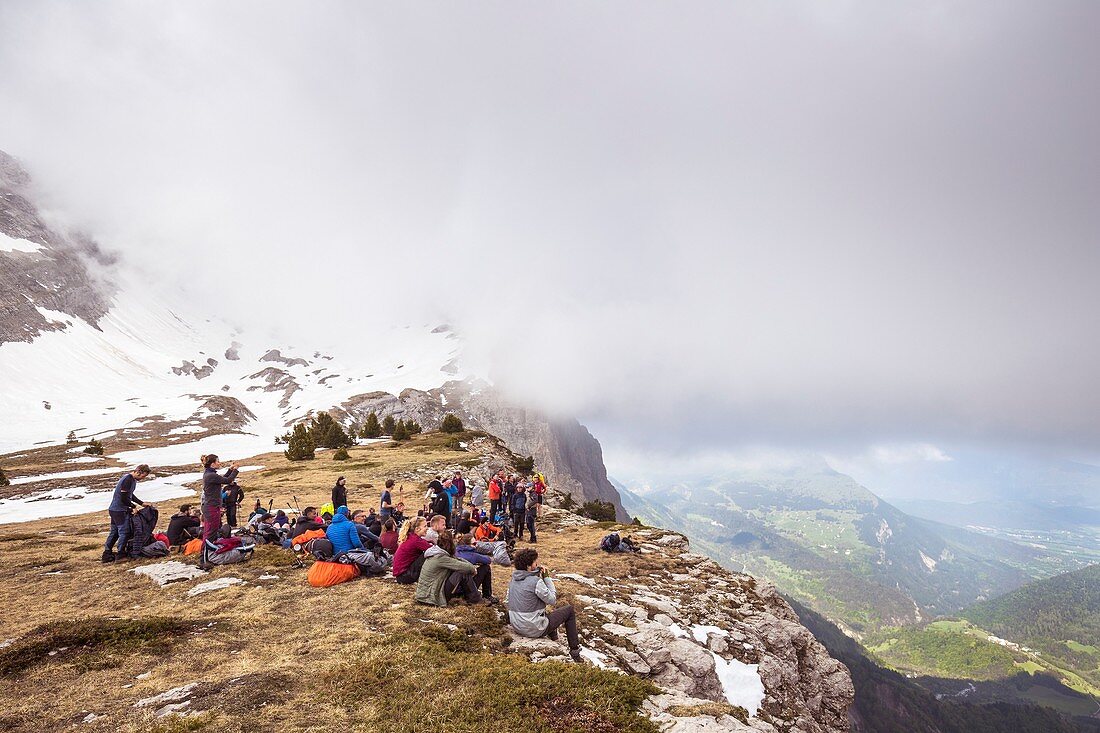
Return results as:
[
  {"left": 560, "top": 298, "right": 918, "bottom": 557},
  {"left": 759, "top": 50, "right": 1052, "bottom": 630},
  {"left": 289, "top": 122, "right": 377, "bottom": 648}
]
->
[
  {"left": 485, "top": 595, "right": 500, "bottom": 606},
  {"left": 569, "top": 647, "right": 583, "bottom": 663},
  {"left": 546, "top": 628, "right": 559, "bottom": 642}
]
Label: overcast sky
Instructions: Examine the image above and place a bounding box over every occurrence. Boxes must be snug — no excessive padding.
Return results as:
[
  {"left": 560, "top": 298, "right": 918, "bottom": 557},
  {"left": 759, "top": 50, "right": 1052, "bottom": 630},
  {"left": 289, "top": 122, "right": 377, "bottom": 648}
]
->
[{"left": 2, "top": 1, "right": 1098, "bottom": 482}]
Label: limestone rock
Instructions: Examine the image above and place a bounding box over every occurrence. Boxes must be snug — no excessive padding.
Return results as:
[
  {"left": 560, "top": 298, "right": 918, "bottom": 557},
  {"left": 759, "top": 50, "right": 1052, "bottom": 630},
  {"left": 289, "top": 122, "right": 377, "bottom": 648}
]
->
[{"left": 130, "top": 561, "right": 206, "bottom": 586}]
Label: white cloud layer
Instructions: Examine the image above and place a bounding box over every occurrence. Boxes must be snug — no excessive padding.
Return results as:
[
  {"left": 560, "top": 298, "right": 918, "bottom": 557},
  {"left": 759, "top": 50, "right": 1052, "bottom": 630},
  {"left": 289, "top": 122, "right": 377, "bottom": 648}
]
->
[{"left": 1, "top": 1, "right": 1098, "bottom": 457}]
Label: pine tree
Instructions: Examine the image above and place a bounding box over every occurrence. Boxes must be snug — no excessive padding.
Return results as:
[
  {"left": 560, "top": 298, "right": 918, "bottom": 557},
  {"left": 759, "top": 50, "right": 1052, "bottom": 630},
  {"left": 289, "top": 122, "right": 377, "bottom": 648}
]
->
[
  {"left": 284, "top": 423, "right": 316, "bottom": 461},
  {"left": 407, "top": 421, "right": 422, "bottom": 435},
  {"left": 0, "top": 468, "right": 8, "bottom": 487},
  {"left": 361, "top": 411, "right": 382, "bottom": 439},
  {"left": 83, "top": 439, "right": 104, "bottom": 456},
  {"left": 66, "top": 430, "right": 77, "bottom": 444},
  {"left": 440, "top": 414, "right": 463, "bottom": 433},
  {"left": 332, "top": 447, "right": 350, "bottom": 461},
  {"left": 392, "top": 419, "right": 411, "bottom": 441},
  {"left": 382, "top": 414, "right": 396, "bottom": 435},
  {"left": 309, "top": 412, "right": 352, "bottom": 449}
]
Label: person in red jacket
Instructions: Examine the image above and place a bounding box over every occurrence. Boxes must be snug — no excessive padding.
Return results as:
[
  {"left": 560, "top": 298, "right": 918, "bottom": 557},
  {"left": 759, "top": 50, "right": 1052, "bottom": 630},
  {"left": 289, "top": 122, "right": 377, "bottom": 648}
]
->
[
  {"left": 393, "top": 516, "right": 432, "bottom": 584},
  {"left": 488, "top": 477, "right": 503, "bottom": 521}
]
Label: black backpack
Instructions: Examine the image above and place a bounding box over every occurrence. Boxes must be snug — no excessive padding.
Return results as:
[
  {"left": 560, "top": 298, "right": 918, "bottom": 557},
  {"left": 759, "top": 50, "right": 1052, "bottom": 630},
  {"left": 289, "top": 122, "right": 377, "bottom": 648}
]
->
[{"left": 600, "top": 533, "right": 621, "bottom": 552}]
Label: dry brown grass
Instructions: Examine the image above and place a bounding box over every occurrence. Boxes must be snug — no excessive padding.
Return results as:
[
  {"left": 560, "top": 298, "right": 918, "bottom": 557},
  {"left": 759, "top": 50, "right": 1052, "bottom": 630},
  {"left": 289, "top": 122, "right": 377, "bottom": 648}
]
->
[{"left": 0, "top": 434, "right": 665, "bottom": 733}]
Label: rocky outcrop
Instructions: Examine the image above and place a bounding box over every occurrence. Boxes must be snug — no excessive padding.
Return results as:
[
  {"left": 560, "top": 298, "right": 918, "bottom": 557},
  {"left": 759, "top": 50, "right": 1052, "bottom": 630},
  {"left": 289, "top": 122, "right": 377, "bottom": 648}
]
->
[
  {"left": 332, "top": 380, "right": 630, "bottom": 520},
  {"left": 0, "top": 150, "right": 116, "bottom": 344},
  {"left": 259, "top": 349, "right": 309, "bottom": 367},
  {"left": 505, "top": 514, "right": 855, "bottom": 732}
]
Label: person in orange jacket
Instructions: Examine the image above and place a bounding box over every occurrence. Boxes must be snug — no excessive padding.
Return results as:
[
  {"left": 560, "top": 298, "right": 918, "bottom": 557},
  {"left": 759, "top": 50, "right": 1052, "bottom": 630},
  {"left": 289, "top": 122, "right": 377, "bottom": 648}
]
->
[{"left": 488, "top": 476, "right": 503, "bottom": 520}]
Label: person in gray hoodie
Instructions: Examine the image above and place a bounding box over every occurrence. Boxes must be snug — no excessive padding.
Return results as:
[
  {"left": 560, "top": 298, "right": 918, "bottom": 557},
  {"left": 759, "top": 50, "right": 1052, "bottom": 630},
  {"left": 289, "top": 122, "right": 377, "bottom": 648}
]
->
[{"left": 505, "top": 548, "right": 582, "bottom": 662}]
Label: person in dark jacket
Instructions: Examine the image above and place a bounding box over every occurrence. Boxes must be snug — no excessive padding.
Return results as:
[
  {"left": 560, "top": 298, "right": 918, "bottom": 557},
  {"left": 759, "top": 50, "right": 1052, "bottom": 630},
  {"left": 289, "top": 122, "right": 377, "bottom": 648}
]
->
[
  {"left": 331, "top": 477, "right": 348, "bottom": 514},
  {"left": 103, "top": 464, "right": 152, "bottom": 562},
  {"left": 165, "top": 504, "right": 202, "bottom": 547},
  {"left": 510, "top": 485, "right": 529, "bottom": 542},
  {"left": 290, "top": 506, "right": 323, "bottom": 538},
  {"left": 456, "top": 533, "right": 498, "bottom": 603},
  {"left": 455, "top": 510, "right": 473, "bottom": 535},
  {"left": 326, "top": 506, "right": 364, "bottom": 556},
  {"left": 200, "top": 455, "right": 239, "bottom": 566},
  {"left": 351, "top": 509, "right": 381, "bottom": 548},
  {"left": 222, "top": 482, "right": 244, "bottom": 527}
]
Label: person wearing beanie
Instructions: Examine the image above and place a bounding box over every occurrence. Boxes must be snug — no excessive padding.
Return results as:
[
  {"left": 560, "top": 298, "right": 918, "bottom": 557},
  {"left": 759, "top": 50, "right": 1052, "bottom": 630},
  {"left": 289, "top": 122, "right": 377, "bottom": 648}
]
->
[{"left": 325, "top": 505, "right": 364, "bottom": 556}]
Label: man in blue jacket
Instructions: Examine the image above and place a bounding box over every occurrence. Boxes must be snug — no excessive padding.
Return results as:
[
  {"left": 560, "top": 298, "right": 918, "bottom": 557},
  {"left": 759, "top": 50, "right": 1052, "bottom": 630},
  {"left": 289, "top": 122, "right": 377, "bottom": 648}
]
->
[
  {"left": 326, "top": 506, "right": 365, "bottom": 556},
  {"left": 103, "top": 464, "right": 152, "bottom": 562}
]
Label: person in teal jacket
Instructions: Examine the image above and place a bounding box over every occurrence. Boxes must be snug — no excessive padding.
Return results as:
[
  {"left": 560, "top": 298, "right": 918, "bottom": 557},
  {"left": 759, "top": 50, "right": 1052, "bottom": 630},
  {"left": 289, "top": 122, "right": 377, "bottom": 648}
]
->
[{"left": 325, "top": 506, "right": 364, "bottom": 556}]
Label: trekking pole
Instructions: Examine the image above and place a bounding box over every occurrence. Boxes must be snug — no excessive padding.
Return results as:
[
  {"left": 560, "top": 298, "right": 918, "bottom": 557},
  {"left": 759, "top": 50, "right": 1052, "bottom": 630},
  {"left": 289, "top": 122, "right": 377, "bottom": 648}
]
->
[{"left": 292, "top": 495, "right": 302, "bottom": 514}]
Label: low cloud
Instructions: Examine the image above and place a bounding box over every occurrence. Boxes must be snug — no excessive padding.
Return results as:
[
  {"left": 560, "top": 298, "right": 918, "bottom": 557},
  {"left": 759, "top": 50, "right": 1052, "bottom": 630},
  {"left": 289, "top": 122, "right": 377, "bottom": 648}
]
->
[{"left": 1, "top": 1, "right": 1098, "bottom": 459}]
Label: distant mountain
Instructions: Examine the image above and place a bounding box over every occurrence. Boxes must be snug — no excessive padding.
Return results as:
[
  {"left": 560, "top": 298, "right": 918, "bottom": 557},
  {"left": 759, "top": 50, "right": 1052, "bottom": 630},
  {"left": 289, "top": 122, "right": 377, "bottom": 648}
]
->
[
  {"left": 787, "top": 597, "right": 1088, "bottom": 733},
  {"left": 619, "top": 463, "right": 1064, "bottom": 633},
  {"left": 0, "top": 149, "right": 627, "bottom": 519},
  {"left": 963, "top": 565, "right": 1100, "bottom": 689}
]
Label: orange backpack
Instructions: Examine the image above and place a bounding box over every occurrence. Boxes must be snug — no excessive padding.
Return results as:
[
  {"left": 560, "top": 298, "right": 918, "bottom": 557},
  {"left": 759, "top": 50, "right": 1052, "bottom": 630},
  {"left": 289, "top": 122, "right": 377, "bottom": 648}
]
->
[
  {"left": 183, "top": 538, "right": 203, "bottom": 556},
  {"left": 307, "top": 561, "right": 360, "bottom": 588},
  {"left": 292, "top": 529, "right": 327, "bottom": 550}
]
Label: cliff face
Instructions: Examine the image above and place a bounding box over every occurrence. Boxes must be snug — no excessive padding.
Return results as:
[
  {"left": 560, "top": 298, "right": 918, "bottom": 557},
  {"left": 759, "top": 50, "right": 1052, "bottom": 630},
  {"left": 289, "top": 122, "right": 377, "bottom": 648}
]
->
[
  {"left": 0, "top": 150, "right": 116, "bottom": 344},
  {"left": 333, "top": 379, "right": 630, "bottom": 521}
]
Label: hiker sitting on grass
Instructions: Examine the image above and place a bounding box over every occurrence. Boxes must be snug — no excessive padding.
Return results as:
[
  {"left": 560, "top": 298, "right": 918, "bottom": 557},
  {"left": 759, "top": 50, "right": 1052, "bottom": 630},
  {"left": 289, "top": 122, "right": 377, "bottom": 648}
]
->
[
  {"left": 166, "top": 504, "right": 202, "bottom": 548},
  {"left": 326, "top": 506, "right": 365, "bottom": 556},
  {"left": 393, "top": 516, "right": 431, "bottom": 584},
  {"left": 456, "top": 533, "right": 498, "bottom": 604},
  {"left": 351, "top": 509, "right": 381, "bottom": 548},
  {"left": 415, "top": 531, "right": 481, "bottom": 607},
  {"left": 378, "top": 519, "right": 399, "bottom": 554},
  {"left": 424, "top": 514, "right": 448, "bottom": 544},
  {"left": 290, "top": 506, "right": 323, "bottom": 538},
  {"left": 506, "top": 548, "right": 582, "bottom": 663}
]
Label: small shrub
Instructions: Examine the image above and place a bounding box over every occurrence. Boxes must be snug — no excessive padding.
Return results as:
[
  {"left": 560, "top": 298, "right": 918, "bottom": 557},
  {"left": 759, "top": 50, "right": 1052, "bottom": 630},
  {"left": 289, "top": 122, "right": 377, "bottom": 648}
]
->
[
  {"left": 578, "top": 500, "right": 617, "bottom": 522},
  {"left": 83, "top": 439, "right": 104, "bottom": 455},
  {"left": 513, "top": 455, "right": 535, "bottom": 473},
  {"left": 559, "top": 492, "right": 577, "bottom": 511},
  {"left": 332, "top": 447, "right": 350, "bottom": 461},
  {"left": 0, "top": 617, "right": 195, "bottom": 676},
  {"left": 668, "top": 703, "right": 749, "bottom": 723},
  {"left": 66, "top": 430, "right": 77, "bottom": 444},
  {"left": 0, "top": 468, "right": 8, "bottom": 488},
  {"left": 443, "top": 438, "right": 464, "bottom": 451},
  {"left": 440, "top": 413, "right": 463, "bottom": 433}
]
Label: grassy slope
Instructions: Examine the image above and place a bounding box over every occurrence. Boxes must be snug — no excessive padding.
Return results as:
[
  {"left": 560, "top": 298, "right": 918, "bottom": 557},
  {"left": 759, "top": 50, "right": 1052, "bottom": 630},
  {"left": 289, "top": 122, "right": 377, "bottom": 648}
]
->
[{"left": 0, "top": 434, "right": 661, "bottom": 733}]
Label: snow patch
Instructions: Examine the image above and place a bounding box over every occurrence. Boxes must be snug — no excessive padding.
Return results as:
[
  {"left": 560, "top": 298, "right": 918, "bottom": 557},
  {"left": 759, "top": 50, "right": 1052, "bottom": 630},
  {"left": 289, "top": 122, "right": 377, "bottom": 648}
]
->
[
  {"left": 0, "top": 231, "right": 44, "bottom": 254},
  {"left": 712, "top": 652, "right": 766, "bottom": 716}
]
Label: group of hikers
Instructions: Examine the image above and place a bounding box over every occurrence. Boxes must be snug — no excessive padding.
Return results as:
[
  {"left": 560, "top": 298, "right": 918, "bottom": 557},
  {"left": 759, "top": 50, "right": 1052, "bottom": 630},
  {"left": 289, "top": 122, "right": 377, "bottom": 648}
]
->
[{"left": 101, "top": 454, "right": 585, "bottom": 662}]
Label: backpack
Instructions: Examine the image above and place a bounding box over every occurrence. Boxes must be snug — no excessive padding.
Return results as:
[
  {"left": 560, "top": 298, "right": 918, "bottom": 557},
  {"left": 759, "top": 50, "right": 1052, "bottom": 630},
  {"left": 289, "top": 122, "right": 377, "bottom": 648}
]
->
[
  {"left": 340, "top": 549, "right": 390, "bottom": 576},
  {"left": 126, "top": 506, "right": 160, "bottom": 555},
  {"left": 291, "top": 529, "right": 327, "bottom": 552},
  {"left": 600, "top": 533, "right": 621, "bottom": 552},
  {"left": 140, "top": 540, "right": 170, "bottom": 558},
  {"left": 305, "top": 538, "right": 334, "bottom": 561},
  {"left": 183, "top": 538, "right": 203, "bottom": 556},
  {"left": 308, "top": 560, "right": 359, "bottom": 588}
]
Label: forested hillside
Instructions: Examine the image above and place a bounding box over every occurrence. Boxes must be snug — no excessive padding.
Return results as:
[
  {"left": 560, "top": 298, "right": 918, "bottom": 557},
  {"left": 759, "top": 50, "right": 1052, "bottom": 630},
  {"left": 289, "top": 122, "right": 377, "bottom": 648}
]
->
[{"left": 963, "top": 564, "right": 1100, "bottom": 688}]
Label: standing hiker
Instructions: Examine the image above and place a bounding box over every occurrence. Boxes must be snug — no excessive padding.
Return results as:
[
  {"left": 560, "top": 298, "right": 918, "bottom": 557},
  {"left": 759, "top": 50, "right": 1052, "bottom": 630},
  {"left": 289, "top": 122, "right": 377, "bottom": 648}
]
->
[
  {"left": 103, "top": 464, "right": 152, "bottom": 562},
  {"left": 200, "top": 454, "right": 239, "bottom": 552},
  {"left": 222, "top": 481, "right": 244, "bottom": 527},
  {"left": 331, "top": 476, "right": 348, "bottom": 513}
]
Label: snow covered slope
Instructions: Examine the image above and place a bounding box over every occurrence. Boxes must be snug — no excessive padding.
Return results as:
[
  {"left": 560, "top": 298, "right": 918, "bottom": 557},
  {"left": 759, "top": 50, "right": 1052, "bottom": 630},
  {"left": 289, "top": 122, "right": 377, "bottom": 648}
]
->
[{"left": 0, "top": 286, "right": 464, "bottom": 453}]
